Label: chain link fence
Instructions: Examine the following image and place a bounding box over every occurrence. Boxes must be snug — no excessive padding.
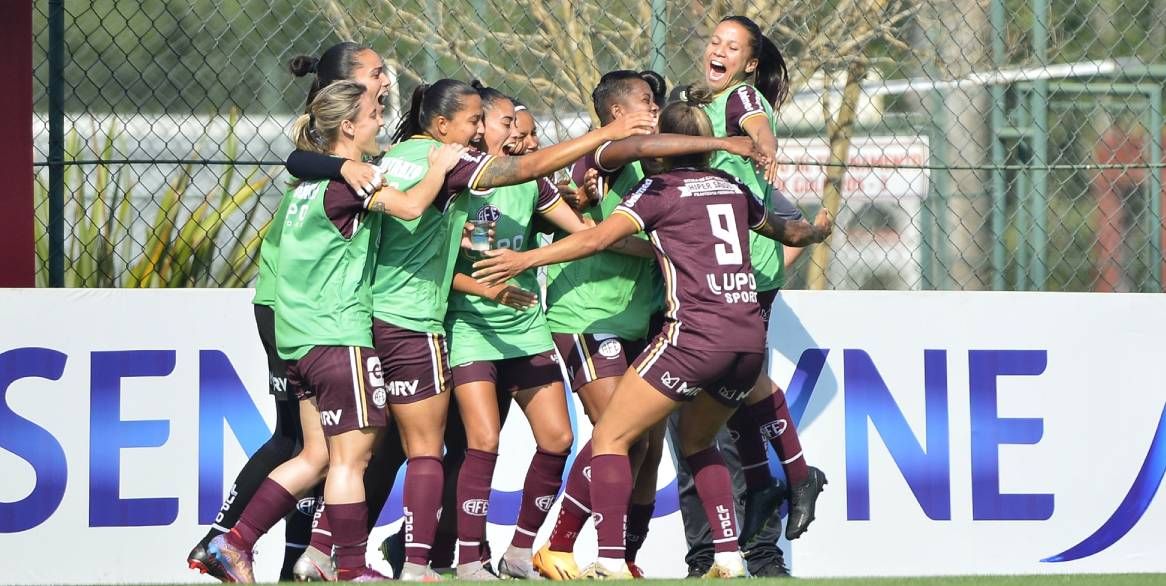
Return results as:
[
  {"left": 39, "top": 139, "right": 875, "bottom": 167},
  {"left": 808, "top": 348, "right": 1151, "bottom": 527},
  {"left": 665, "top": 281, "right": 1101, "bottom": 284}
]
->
[{"left": 32, "top": 0, "right": 1166, "bottom": 291}]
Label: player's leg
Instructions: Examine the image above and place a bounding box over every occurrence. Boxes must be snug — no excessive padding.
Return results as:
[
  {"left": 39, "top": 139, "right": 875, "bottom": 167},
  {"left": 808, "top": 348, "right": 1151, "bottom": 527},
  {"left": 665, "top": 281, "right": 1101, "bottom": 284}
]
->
[
  {"left": 376, "top": 321, "right": 453, "bottom": 582},
  {"left": 189, "top": 305, "right": 301, "bottom": 581},
  {"left": 624, "top": 421, "right": 665, "bottom": 577},
  {"left": 450, "top": 363, "right": 503, "bottom": 580},
  {"left": 583, "top": 366, "right": 679, "bottom": 578},
  {"left": 534, "top": 334, "right": 623, "bottom": 579},
  {"left": 665, "top": 410, "right": 715, "bottom": 577},
  {"left": 674, "top": 351, "right": 767, "bottom": 579},
  {"left": 209, "top": 379, "right": 330, "bottom": 583},
  {"left": 500, "top": 352, "right": 573, "bottom": 578},
  {"left": 311, "top": 347, "right": 389, "bottom": 581}
]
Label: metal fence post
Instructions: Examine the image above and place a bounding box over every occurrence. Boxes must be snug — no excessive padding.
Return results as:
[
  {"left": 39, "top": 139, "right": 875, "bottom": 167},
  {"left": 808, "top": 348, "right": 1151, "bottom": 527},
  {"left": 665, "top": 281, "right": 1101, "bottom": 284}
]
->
[{"left": 48, "top": 0, "right": 65, "bottom": 288}]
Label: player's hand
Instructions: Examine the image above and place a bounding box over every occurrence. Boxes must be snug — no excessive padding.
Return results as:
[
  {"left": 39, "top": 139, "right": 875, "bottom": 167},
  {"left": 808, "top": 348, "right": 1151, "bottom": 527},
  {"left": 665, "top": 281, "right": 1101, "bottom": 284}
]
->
[
  {"left": 763, "top": 159, "right": 781, "bottom": 185},
  {"left": 341, "top": 160, "right": 381, "bottom": 197},
  {"left": 486, "top": 283, "right": 538, "bottom": 310},
  {"left": 812, "top": 208, "right": 834, "bottom": 243},
  {"left": 723, "top": 136, "right": 755, "bottom": 159},
  {"left": 473, "top": 249, "right": 530, "bottom": 287},
  {"left": 460, "top": 221, "right": 496, "bottom": 250},
  {"left": 604, "top": 111, "right": 657, "bottom": 141},
  {"left": 581, "top": 168, "right": 602, "bottom": 207},
  {"left": 428, "top": 143, "right": 468, "bottom": 173}
]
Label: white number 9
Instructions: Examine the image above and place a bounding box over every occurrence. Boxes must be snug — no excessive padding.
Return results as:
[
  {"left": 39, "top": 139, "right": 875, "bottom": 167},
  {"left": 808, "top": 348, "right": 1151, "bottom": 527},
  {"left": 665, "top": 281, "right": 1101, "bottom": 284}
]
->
[{"left": 707, "top": 203, "right": 743, "bottom": 265}]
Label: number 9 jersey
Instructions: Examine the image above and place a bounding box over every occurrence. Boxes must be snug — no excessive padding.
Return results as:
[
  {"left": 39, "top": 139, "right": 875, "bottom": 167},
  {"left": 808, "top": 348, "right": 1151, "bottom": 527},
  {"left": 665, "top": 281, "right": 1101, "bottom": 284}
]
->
[{"left": 612, "top": 168, "right": 767, "bottom": 354}]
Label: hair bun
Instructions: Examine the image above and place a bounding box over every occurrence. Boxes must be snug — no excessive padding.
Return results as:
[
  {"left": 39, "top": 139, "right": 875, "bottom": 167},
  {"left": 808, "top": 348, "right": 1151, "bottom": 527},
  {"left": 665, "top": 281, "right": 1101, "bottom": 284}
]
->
[
  {"left": 469, "top": 79, "right": 487, "bottom": 90},
  {"left": 288, "top": 55, "right": 319, "bottom": 77},
  {"left": 684, "top": 85, "right": 713, "bottom": 107}
]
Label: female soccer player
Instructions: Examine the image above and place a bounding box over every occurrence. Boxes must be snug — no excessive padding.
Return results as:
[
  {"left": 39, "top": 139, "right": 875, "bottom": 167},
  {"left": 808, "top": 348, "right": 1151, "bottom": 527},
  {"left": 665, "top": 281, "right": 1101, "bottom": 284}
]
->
[
  {"left": 533, "top": 69, "right": 760, "bottom": 580},
  {"left": 207, "top": 81, "right": 467, "bottom": 583},
  {"left": 511, "top": 101, "right": 539, "bottom": 154},
  {"left": 359, "top": 78, "right": 654, "bottom": 581},
  {"left": 186, "top": 41, "right": 393, "bottom": 583},
  {"left": 442, "top": 81, "right": 652, "bottom": 581},
  {"left": 473, "top": 97, "right": 831, "bottom": 579},
  {"left": 698, "top": 15, "right": 828, "bottom": 542}
]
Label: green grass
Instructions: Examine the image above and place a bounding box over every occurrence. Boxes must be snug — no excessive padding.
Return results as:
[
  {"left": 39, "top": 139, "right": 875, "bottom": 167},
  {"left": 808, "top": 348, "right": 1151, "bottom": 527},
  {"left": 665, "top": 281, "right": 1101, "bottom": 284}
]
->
[{"left": 232, "top": 576, "right": 1165, "bottom": 586}]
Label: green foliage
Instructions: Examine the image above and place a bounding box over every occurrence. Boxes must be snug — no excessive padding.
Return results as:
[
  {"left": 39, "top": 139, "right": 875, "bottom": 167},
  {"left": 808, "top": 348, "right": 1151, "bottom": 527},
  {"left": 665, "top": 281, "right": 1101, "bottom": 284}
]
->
[{"left": 34, "top": 112, "right": 274, "bottom": 288}]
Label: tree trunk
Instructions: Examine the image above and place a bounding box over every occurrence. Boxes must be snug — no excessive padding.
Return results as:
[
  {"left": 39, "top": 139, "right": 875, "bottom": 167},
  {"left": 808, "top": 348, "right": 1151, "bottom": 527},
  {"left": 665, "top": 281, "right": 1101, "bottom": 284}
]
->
[{"left": 808, "top": 61, "right": 866, "bottom": 290}]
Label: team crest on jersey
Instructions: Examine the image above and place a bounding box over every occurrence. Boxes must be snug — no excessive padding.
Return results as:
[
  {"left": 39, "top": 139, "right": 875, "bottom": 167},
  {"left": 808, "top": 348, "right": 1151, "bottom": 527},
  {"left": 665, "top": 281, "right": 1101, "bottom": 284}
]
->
[
  {"left": 476, "top": 205, "right": 501, "bottom": 223},
  {"left": 598, "top": 338, "right": 622, "bottom": 359},
  {"left": 372, "top": 388, "right": 387, "bottom": 408}
]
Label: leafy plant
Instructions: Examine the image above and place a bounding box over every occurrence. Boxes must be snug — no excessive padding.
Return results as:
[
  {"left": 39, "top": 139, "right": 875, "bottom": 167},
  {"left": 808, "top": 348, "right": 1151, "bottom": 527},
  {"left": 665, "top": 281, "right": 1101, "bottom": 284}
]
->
[{"left": 34, "top": 111, "right": 276, "bottom": 288}]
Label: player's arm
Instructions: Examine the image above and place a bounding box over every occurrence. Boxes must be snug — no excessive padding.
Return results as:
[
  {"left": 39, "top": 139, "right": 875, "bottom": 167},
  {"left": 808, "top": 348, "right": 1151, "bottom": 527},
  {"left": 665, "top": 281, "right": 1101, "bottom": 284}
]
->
[
  {"left": 366, "top": 144, "right": 467, "bottom": 220},
  {"left": 473, "top": 214, "right": 640, "bottom": 286},
  {"left": 539, "top": 200, "right": 654, "bottom": 258},
  {"left": 473, "top": 112, "right": 656, "bottom": 189},
  {"left": 596, "top": 134, "right": 756, "bottom": 170},
  {"left": 752, "top": 207, "right": 833, "bottom": 247},
  {"left": 741, "top": 115, "right": 780, "bottom": 184},
  {"left": 451, "top": 273, "right": 536, "bottom": 310},
  {"left": 287, "top": 150, "right": 382, "bottom": 197}
]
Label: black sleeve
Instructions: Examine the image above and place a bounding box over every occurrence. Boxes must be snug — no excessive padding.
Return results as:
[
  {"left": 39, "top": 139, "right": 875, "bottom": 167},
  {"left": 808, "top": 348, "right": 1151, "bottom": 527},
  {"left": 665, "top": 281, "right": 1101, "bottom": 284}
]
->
[{"left": 286, "top": 150, "right": 346, "bottom": 181}]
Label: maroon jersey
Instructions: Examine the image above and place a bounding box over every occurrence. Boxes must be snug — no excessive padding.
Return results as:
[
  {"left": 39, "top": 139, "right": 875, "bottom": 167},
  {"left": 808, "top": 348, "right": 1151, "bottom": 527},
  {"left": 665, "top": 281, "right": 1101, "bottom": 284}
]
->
[
  {"left": 323, "top": 180, "right": 371, "bottom": 237},
  {"left": 439, "top": 146, "right": 494, "bottom": 210},
  {"left": 570, "top": 141, "right": 625, "bottom": 194},
  {"left": 724, "top": 85, "right": 768, "bottom": 137},
  {"left": 613, "top": 168, "right": 769, "bottom": 352}
]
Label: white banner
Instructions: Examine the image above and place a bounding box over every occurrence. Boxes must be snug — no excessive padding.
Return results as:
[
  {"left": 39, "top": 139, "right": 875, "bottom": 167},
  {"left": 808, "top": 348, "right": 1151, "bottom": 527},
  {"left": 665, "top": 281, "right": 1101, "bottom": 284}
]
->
[{"left": 1, "top": 289, "right": 1163, "bottom": 582}]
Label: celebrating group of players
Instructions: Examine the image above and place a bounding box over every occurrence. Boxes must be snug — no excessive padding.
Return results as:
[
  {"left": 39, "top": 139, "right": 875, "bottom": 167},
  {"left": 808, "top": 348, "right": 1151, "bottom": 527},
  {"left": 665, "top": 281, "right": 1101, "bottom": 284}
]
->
[{"left": 184, "top": 14, "right": 833, "bottom": 583}]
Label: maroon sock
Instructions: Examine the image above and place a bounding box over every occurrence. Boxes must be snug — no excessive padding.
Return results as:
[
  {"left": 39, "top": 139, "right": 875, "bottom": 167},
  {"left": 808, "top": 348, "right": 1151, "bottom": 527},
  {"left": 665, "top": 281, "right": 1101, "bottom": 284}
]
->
[
  {"left": 309, "top": 500, "right": 332, "bottom": 552},
  {"left": 686, "top": 447, "right": 738, "bottom": 553},
  {"left": 589, "top": 454, "right": 632, "bottom": 560},
  {"left": 747, "top": 389, "right": 809, "bottom": 485},
  {"left": 727, "top": 408, "right": 774, "bottom": 491},
  {"left": 624, "top": 502, "right": 654, "bottom": 563},
  {"left": 548, "top": 442, "right": 592, "bottom": 552},
  {"left": 456, "top": 449, "right": 497, "bottom": 565},
  {"left": 327, "top": 502, "right": 369, "bottom": 575},
  {"left": 404, "top": 456, "right": 444, "bottom": 565},
  {"left": 233, "top": 479, "right": 297, "bottom": 548},
  {"left": 513, "top": 448, "right": 568, "bottom": 549}
]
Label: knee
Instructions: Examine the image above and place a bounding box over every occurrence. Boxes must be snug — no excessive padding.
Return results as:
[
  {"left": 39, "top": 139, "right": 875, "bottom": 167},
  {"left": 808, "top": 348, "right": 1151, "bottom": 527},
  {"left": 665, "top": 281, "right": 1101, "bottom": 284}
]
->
[
  {"left": 298, "top": 443, "right": 330, "bottom": 473},
  {"left": 465, "top": 428, "right": 500, "bottom": 453},
  {"left": 538, "top": 427, "right": 573, "bottom": 454},
  {"left": 592, "top": 425, "right": 634, "bottom": 455}
]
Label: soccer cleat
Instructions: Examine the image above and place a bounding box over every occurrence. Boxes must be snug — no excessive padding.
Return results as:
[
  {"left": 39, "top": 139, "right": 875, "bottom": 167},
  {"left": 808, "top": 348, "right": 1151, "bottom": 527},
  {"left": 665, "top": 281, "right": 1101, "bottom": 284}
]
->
[
  {"left": 739, "top": 480, "right": 787, "bottom": 544},
  {"left": 207, "top": 531, "right": 255, "bottom": 583},
  {"left": 702, "top": 562, "right": 748, "bottom": 579},
  {"left": 187, "top": 540, "right": 230, "bottom": 583},
  {"left": 378, "top": 531, "right": 405, "bottom": 579},
  {"left": 498, "top": 547, "right": 543, "bottom": 580},
  {"left": 291, "top": 545, "right": 336, "bottom": 582},
  {"left": 749, "top": 560, "right": 791, "bottom": 578},
  {"left": 532, "top": 544, "right": 580, "bottom": 580},
  {"left": 457, "top": 561, "right": 499, "bottom": 581},
  {"left": 337, "top": 566, "right": 390, "bottom": 582},
  {"left": 785, "top": 466, "right": 828, "bottom": 540},
  {"left": 578, "top": 562, "right": 632, "bottom": 580},
  {"left": 627, "top": 562, "right": 646, "bottom": 579},
  {"left": 399, "top": 562, "right": 444, "bottom": 582}
]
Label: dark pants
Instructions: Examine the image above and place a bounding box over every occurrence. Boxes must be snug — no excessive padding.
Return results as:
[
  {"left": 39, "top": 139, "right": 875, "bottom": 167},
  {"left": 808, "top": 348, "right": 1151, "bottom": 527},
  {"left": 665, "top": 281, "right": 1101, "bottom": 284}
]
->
[{"left": 666, "top": 411, "right": 784, "bottom": 575}]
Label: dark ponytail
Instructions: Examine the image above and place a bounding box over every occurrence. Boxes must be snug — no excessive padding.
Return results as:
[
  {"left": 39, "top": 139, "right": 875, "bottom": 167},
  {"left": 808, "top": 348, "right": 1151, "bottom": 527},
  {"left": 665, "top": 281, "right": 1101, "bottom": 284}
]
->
[
  {"left": 391, "top": 78, "right": 478, "bottom": 145},
  {"left": 288, "top": 41, "right": 370, "bottom": 111},
  {"left": 721, "top": 16, "right": 790, "bottom": 109},
  {"left": 470, "top": 79, "right": 512, "bottom": 112}
]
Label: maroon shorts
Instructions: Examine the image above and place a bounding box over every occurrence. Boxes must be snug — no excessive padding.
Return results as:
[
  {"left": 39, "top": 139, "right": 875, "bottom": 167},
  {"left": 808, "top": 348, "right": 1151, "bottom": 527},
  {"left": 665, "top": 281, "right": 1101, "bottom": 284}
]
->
[
  {"left": 631, "top": 336, "right": 763, "bottom": 407},
  {"left": 451, "top": 350, "right": 562, "bottom": 393},
  {"left": 372, "top": 318, "right": 452, "bottom": 405},
  {"left": 553, "top": 333, "right": 640, "bottom": 392},
  {"left": 758, "top": 288, "right": 779, "bottom": 330},
  {"left": 286, "top": 346, "right": 388, "bottom": 436}
]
